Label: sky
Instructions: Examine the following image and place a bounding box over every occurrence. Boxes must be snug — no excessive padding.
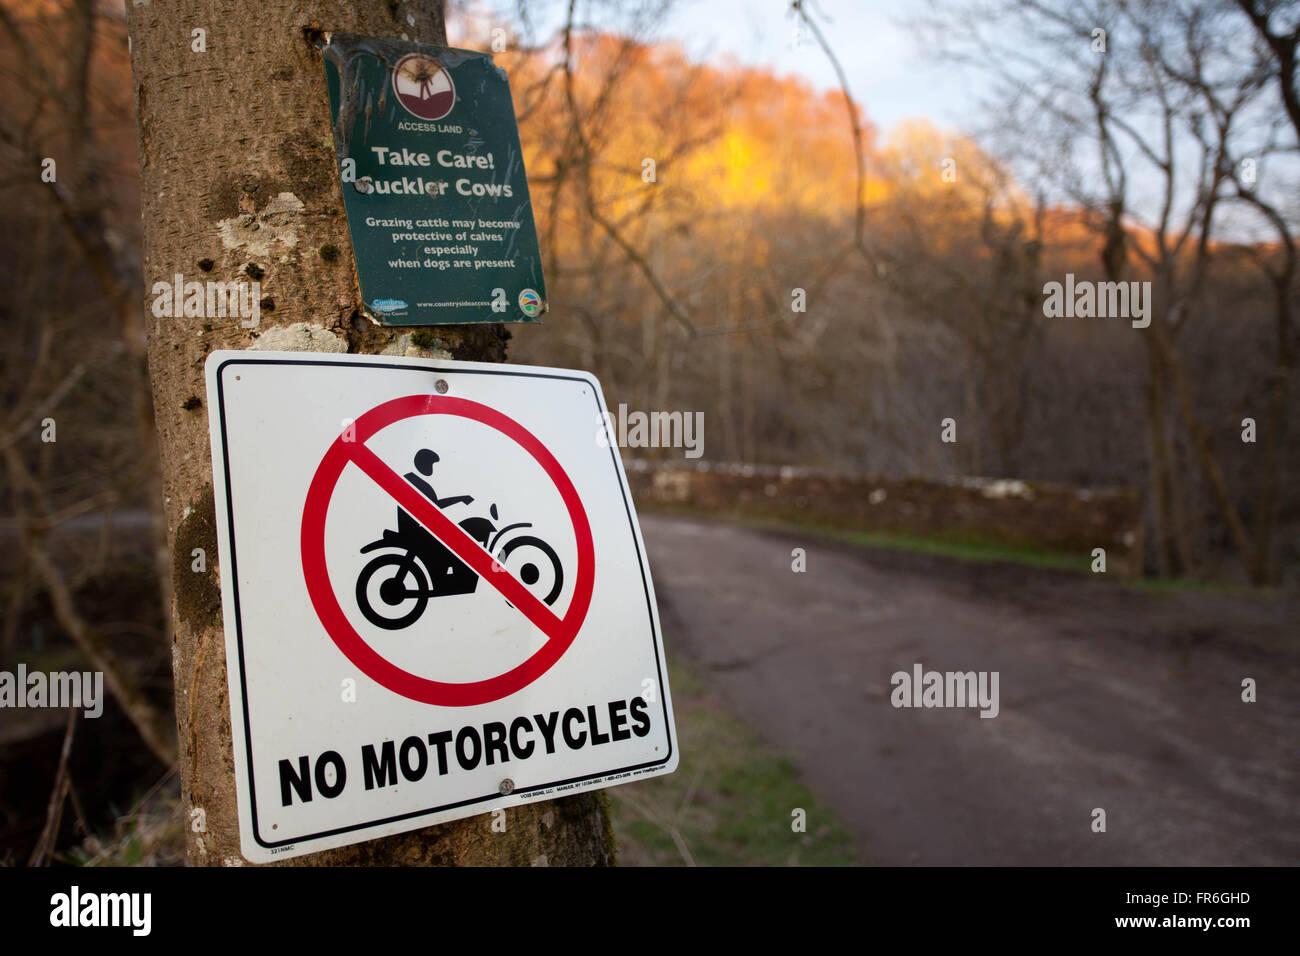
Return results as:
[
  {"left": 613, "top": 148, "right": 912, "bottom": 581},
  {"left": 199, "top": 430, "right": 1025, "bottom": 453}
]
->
[
  {"left": 448, "top": 0, "right": 1296, "bottom": 239},
  {"left": 636, "top": 0, "right": 978, "bottom": 133},
  {"left": 451, "top": 0, "right": 983, "bottom": 135}
]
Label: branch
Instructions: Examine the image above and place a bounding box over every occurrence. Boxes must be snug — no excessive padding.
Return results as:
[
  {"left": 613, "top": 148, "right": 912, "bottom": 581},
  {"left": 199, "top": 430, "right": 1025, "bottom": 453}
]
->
[
  {"left": 28, "top": 709, "right": 78, "bottom": 867},
  {"left": 0, "top": 361, "right": 87, "bottom": 451},
  {"left": 1, "top": 444, "right": 177, "bottom": 767},
  {"left": 1235, "top": 0, "right": 1300, "bottom": 142},
  {"left": 560, "top": 0, "right": 696, "bottom": 334},
  {"left": 792, "top": 0, "right": 870, "bottom": 255}
]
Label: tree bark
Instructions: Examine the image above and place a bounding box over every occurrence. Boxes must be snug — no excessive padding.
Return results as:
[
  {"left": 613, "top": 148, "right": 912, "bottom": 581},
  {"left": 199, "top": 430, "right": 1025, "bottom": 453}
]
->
[
  {"left": 1144, "top": 340, "right": 1174, "bottom": 577},
  {"left": 125, "top": 0, "right": 614, "bottom": 866}
]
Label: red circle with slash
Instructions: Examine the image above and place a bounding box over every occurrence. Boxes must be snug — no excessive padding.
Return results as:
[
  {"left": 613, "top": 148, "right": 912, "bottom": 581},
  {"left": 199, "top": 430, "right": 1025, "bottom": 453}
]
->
[{"left": 301, "top": 394, "right": 594, "bottom": 706}]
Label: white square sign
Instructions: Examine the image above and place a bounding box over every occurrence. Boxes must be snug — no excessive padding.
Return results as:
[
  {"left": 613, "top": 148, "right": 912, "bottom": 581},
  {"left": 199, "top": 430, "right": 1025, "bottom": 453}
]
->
[{"left": 204, "top": 351, "right": 677, "bottom": 862}]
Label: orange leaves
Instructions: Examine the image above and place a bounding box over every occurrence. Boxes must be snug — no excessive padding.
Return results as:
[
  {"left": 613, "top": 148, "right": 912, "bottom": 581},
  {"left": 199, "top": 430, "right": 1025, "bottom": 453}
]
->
[{"left": 512, "top": 30, "right": 882, "bottom": 272}]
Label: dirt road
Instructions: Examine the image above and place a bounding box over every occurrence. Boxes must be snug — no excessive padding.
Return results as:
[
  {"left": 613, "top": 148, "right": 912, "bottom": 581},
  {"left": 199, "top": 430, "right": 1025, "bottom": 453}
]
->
[{"left": 641, "top": 514, "right": 1299, "bottom": 866}]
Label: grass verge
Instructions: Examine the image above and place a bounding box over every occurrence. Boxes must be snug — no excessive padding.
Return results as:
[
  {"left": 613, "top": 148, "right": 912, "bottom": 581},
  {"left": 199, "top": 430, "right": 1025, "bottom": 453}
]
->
[
  {"left": 606, "top": 654, "right": 858, "bottom": 866},
  {"left": 655, "top": 506, "right": 1090, "bottom": 571},
  {"left": 59, "top": 653, "right": 859, "bottom": 867},
  {"left": 646, "top": 506, "right": 1262, "bottom": 595}
]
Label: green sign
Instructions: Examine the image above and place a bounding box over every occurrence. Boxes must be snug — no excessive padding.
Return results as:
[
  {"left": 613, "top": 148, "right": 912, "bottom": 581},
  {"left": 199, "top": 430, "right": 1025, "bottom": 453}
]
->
[{"left": 322, "top": 33, "right": 546, "bottom": 325}]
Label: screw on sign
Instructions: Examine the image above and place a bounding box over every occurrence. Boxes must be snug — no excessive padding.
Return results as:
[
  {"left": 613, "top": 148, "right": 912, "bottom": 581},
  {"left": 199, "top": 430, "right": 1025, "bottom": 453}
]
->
[{"left": 300, "top": 393, "right": 596, "bottom": 707}]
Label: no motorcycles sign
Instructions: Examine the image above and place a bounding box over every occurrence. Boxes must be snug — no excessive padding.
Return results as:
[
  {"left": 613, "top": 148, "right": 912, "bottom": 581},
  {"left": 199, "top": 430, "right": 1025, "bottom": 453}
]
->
[{"left": 204, "top": 351, "right": 676, "bottom": 862}]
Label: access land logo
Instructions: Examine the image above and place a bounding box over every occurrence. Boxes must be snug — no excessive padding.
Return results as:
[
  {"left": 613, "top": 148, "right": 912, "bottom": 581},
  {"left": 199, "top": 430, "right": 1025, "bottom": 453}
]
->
[
  {"left": 393, "top": 53, "right": 455, "bottom": 121},
  {"left": 519, "top": 288, "right": 542, "bottom": 318}
]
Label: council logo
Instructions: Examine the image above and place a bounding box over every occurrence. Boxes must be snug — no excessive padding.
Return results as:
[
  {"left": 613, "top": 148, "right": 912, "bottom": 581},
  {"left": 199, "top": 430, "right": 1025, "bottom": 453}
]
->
[
  {"left": 392, "top": 53, "right": 455, "bottom": 121},
  {"left": 518, "top": 288, "right": 542, "bottom": 318}
]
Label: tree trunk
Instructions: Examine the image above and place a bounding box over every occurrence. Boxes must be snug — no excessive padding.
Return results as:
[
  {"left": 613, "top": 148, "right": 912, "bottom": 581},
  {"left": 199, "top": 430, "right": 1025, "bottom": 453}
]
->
[
  {"left": 1153, "top": 321, "right": 1262, "bottom": 584},
  {"left": 1252, "top": 287, "right": 1293, "bottom": 585},
  {"left": 1144, "top": 348, "right": 1174, "bottom": 577},
  {"left": 125, "top": 0, "right": 614, "bottom": 866}
]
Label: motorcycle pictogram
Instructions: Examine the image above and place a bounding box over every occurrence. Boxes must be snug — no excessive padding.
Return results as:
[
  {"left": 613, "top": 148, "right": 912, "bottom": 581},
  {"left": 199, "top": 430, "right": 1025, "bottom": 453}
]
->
[{"left": 354, "top": 448, "right": 564, "bottom": 630}]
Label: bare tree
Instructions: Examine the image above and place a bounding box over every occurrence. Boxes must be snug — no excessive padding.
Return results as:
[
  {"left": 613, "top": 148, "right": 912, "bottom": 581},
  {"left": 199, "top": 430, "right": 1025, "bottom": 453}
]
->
[
  {"left": 920, "top": 0, "right": 1296, "bottom": 582},
  {"left": 1228, "top": 0, "right": 1299, "bottom": 581},
  {"left": 0, "top": 0, "right": 174, "bottom": 762}
]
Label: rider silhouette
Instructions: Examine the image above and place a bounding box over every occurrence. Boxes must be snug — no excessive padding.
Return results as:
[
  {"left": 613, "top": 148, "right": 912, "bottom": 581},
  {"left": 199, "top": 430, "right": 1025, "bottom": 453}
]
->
[
  {"left": 404, "top": 449, "right": 473, "bottom": 510},
  {"left": 392, "top": 449, "right": 482, "bottom": 595}
]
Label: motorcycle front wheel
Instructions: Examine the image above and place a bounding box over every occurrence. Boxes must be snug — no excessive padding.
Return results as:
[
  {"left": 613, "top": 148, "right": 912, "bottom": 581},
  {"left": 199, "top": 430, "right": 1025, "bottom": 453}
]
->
[{"left": 495, "top": 535, "right": 564, "bottom": 606}]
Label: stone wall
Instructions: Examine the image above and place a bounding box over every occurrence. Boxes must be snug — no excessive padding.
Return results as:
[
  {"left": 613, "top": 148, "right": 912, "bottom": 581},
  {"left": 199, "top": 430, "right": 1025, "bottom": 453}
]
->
[{"left": 624, "top": 461, "right": 1142, "bottom": 575}]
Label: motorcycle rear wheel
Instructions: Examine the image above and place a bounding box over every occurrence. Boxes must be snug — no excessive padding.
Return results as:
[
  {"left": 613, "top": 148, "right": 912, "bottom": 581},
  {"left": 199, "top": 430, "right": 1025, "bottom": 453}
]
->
[{"left": 356, "top": 553, "right": 430, "bottom": 630}]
